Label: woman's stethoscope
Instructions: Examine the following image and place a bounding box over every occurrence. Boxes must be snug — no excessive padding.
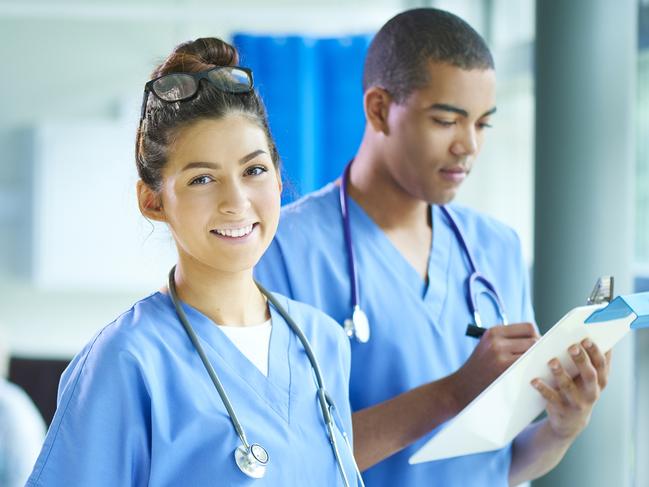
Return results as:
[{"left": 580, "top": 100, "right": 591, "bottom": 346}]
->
[
  {"left": 167, "top": 267, "right": 364, "bottom": 486},
  {"left": 339, "top": 161, "right": 508, "bottom": 343}
]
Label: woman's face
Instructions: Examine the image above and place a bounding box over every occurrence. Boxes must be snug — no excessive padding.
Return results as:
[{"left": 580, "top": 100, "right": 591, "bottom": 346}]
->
[{"left": 151, "top": 114, "right": 281, "bottom": 275}]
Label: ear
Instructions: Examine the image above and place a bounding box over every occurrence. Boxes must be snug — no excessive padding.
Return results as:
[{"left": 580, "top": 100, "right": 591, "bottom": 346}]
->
[
  {"left": 137, "top": 180, "right": 166, "bottom": 222},
  {"left": 363, "top": 87, "right": 392, "bottom": 134}
]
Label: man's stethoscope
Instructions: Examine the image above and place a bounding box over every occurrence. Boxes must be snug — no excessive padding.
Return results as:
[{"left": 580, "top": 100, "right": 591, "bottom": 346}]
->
[
  {"left": 339, "top": 161, "right": 508, "bottom": 343},
  {"left": 167, "top": 267, "right": 364, "bottom": 486}
]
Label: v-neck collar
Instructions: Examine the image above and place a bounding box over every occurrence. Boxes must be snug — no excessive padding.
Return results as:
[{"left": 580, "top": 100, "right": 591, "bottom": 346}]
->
[
  {"left": 344, "top": 197, "right": 453, "bottom": 319},
  {"left": 156, "top": 292, "right": 292, "bottom": 422}
]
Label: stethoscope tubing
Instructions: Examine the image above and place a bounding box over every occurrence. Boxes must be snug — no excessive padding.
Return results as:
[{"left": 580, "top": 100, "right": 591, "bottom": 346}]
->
[
  {"left": 340, "top": 163, "right": 361, "bottom": 310},
  {"left": 339, "top": 160, "right": 507, "bottom": 335},
  {"left": 168, "top": 268, "right": 251, "bottom": 449}
]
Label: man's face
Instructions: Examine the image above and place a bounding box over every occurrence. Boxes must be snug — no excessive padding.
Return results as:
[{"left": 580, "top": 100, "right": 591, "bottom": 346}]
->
[{"left": 381, "top": 61, "right": 496, "bottom": 205}]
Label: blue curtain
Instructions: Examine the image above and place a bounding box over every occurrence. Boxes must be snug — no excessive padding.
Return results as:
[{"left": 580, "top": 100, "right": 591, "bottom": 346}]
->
[{"left": 234, "top": 34, "right": 372, "bottom": 203}]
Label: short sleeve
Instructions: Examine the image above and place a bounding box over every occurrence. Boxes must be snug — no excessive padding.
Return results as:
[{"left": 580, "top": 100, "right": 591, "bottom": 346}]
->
[{"left": 27, "top": 329, "right": 152, "bottom": 487}]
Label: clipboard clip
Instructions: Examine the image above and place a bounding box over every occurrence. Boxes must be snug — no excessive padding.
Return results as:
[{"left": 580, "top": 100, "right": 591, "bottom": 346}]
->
[{"left": 587, "top": 276, "right": 614, "bottom": 305}]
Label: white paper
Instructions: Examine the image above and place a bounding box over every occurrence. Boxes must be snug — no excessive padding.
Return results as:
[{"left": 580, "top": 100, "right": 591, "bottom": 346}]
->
[{"left": 409, "top": 303, "right": 634, "bottom": 464}]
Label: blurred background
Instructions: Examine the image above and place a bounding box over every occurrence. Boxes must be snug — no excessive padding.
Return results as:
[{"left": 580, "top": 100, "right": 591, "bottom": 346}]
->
[{"left": 0, "top": 0, "right": 646, "bottom": 486}]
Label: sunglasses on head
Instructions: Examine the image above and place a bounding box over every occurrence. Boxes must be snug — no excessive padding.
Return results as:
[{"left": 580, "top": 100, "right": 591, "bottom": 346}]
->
[{"left": 139, "top": 66, "right": 254, "bottom": 121}]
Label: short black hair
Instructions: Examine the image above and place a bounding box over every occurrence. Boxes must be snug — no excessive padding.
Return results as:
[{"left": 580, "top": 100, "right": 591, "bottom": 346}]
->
[{"left": 363, "top": 8, "right": 494, "bottom": 103}]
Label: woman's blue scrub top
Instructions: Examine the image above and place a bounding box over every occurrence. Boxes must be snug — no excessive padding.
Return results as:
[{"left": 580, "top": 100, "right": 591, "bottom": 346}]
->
[
  {"left": 255, "top": 183, "right": 535, "bottom": 487},
  {"left": 26, "top": 291, "right": 356, "bottom": 486}
]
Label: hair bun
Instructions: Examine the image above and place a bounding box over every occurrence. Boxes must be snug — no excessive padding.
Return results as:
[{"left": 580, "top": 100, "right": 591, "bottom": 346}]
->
[{"left": 152, "top": 37, "right": 239, "bottom": 78}]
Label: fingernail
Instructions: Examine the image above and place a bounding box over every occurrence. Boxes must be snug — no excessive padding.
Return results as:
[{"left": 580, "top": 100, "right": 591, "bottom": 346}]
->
[
  {"left": 549, "top": 359, "right": 560, "bottom": 370},
  {"left": 583, "top": 338, "right": 593, "bottom": 348},
  {"left": 569, "top": 345, "right": 580, "bottom": 356},
  {"left": 531, "top": 379, "right": 540, "bottom": 388}
]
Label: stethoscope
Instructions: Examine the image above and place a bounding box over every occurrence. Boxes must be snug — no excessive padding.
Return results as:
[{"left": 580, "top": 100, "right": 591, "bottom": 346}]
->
[
  {"left": 339, "top": 161, "right": 508, "bottom": 342},
  {"left": 167, "top": 267, "right": 364, "bottom": 486}
]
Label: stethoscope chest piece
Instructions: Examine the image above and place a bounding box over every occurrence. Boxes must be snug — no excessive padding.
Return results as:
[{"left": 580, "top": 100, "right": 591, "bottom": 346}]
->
[
  {"left": 234, "top": 443, "right": 269, "bottom": 479},
  {"left": 344, "top": 305, "right": 370, "bottom": 343}
]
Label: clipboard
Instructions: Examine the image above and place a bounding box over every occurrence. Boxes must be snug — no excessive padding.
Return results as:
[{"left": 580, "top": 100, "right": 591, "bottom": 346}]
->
[{"left": 409, "top": 291, "right": 649, "bottom": 465}]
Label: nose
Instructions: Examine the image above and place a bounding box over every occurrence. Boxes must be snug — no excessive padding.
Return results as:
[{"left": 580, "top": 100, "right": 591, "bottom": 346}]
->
[
  {"left": 450, "top": 125, "right": 479, "bottom": 157},
  {"left": 218, "top": 178, "right": 251, "bottom": 215}
]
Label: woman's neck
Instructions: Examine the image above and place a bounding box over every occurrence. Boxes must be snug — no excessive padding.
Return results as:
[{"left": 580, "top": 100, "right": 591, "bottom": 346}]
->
[{"left": 170, "top": 256, "right": 269, "bottom": 327}]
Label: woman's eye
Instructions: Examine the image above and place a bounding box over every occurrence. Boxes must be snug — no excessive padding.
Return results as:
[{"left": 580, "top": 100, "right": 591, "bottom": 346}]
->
[
  {"left": 189, "top": 175, "right": 213, "bottom": 185},
  {"left": 245, "top": 165, "right": 268, "bottom": 176}
]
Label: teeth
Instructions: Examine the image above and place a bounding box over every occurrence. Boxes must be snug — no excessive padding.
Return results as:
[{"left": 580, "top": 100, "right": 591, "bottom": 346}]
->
[{"left": 213, "top": 224, "right": 254, "bottom": 238}]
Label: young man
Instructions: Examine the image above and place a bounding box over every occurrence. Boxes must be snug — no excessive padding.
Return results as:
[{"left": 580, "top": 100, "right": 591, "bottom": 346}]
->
[{"left": 256, "top": 8, "right": 611, "bottom": 486}]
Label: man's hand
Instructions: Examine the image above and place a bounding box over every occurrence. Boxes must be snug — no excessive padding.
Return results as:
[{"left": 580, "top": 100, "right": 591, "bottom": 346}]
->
[
  {"left": 451, "top": 323, "right": 539, "bottom": 409},
  {"left": 531, "top": 338, "right": 612, "bottom": 439}
]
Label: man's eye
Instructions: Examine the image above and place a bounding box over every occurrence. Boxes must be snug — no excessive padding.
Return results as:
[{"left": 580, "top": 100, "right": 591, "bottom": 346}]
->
[
  {"left": 433, "top": 119, "right": 456, "bottom": 127},
  {"left": 189, "top": 175, "right": 213, "bottom": 185}
]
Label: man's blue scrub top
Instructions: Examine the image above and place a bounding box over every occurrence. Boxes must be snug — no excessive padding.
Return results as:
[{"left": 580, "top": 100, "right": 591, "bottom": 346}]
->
[
  {"left": 27, "top": 291, "right": 356, "bottom": 486},
  {"left": 255, "top": 183, "right": 535, "bottom": 487}
]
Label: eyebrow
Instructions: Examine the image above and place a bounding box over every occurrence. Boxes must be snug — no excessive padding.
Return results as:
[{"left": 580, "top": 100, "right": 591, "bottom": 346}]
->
[
  {"left": 428, "top": 103, "right": 497, "bottom": 119},
  {"left": 181, "top": 150, "right": 268, "bottom": 172}
]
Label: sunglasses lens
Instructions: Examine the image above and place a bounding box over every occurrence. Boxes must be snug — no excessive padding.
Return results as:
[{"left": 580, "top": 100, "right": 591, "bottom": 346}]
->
[
  {"left": 208, "top": 68, "right": 252, "bottom": 93},
  {"left": 152, "top": 74, "right": 197, "bottom": 102}
]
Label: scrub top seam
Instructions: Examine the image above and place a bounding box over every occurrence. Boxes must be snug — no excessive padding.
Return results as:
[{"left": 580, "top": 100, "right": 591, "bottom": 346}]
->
[
  {"left": 28, "top": 321, "right": 125, "bottom": 485},
  {"left": 285, "top": 298, "right": 294, "bottom": 425},
  {"left": 191, "top": 323, "right": 290, "bottom": 423},
  {"left": 436, "top": 209, "right": 455, "bottom": 331},
  {"left": 348, "top": 194, "right": 427, "bottom": 300},
  {"left": 161, "top": 293, "right": 291, "bottom": 422}
]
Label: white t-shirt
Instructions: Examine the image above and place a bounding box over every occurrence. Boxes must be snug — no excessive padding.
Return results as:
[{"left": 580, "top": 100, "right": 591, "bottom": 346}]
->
[{"left": 218, "top": 319, "right": 272, "bottom": 376}]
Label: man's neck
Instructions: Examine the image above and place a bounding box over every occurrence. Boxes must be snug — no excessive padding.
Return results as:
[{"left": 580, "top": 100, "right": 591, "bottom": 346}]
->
[{"left": 347, "top": 143, "right": 431, "bottom": 233}]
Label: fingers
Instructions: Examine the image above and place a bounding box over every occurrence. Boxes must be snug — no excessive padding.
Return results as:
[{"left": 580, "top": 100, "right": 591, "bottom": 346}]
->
[
  {"left": 582, "top": 338, "right": 610, "bottom": 390},
  {"left": 568, "top": 344, "right": 599, "bottom": 401},
  {"left": 501, "top": 337, "right": 538, "bottom": 355},
  {"left": 491, "top": 322, "right": 539, "bottom": 339},
  {"left": 482, "top": 324, "right": 538, "bottom": 356},
  {"left": 531, "top": 378, "right": 561, "bottom": 404},
  {"left": 548, "top": 358, "right": 580, "bottom": 407}
]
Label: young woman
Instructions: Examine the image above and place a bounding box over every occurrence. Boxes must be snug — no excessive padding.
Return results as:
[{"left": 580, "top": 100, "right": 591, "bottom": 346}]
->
[{"left": 26, "top": 38, "right": 362, "bottom": 486}]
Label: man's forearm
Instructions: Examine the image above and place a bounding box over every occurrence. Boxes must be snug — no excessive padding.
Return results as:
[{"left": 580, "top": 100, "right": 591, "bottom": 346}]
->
[{"left": 351, "top": 374, "right": 462, "bottom": 471}]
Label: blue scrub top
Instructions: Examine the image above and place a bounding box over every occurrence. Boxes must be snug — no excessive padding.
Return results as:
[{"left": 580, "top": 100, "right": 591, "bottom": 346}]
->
[
  {"left": 255, "top": 183, "right": 535, "bottom": 487},
  {"left": 27, "top": 291, "right": 356, "bottom": 486}
]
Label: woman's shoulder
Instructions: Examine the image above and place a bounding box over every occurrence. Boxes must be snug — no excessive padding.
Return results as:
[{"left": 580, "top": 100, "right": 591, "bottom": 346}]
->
[{"left": 65, "top": 292, "right": 177, "bottom": 379}]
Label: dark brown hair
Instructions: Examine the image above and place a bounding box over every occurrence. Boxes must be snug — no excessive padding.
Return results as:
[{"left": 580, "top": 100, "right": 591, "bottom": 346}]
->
[
  {"left": 363, "top": 8, "right": 494, "bottom": 103},
  {"left": 136, "top": 37, "right": 279, "bottom": 191}
]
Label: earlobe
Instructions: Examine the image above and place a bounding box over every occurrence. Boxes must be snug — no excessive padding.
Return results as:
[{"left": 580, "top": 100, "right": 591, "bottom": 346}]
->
[
  {"left": 363, "top": 87, "right": 391, "bottom": 134},
  {"left": 137, "top": 180, "right": 166, "bottom": 222}
]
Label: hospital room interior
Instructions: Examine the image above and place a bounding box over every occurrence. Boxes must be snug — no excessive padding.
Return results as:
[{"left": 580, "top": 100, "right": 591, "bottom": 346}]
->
[{"left": 1, "top": 0, "right": 648, "bottom": 486}]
